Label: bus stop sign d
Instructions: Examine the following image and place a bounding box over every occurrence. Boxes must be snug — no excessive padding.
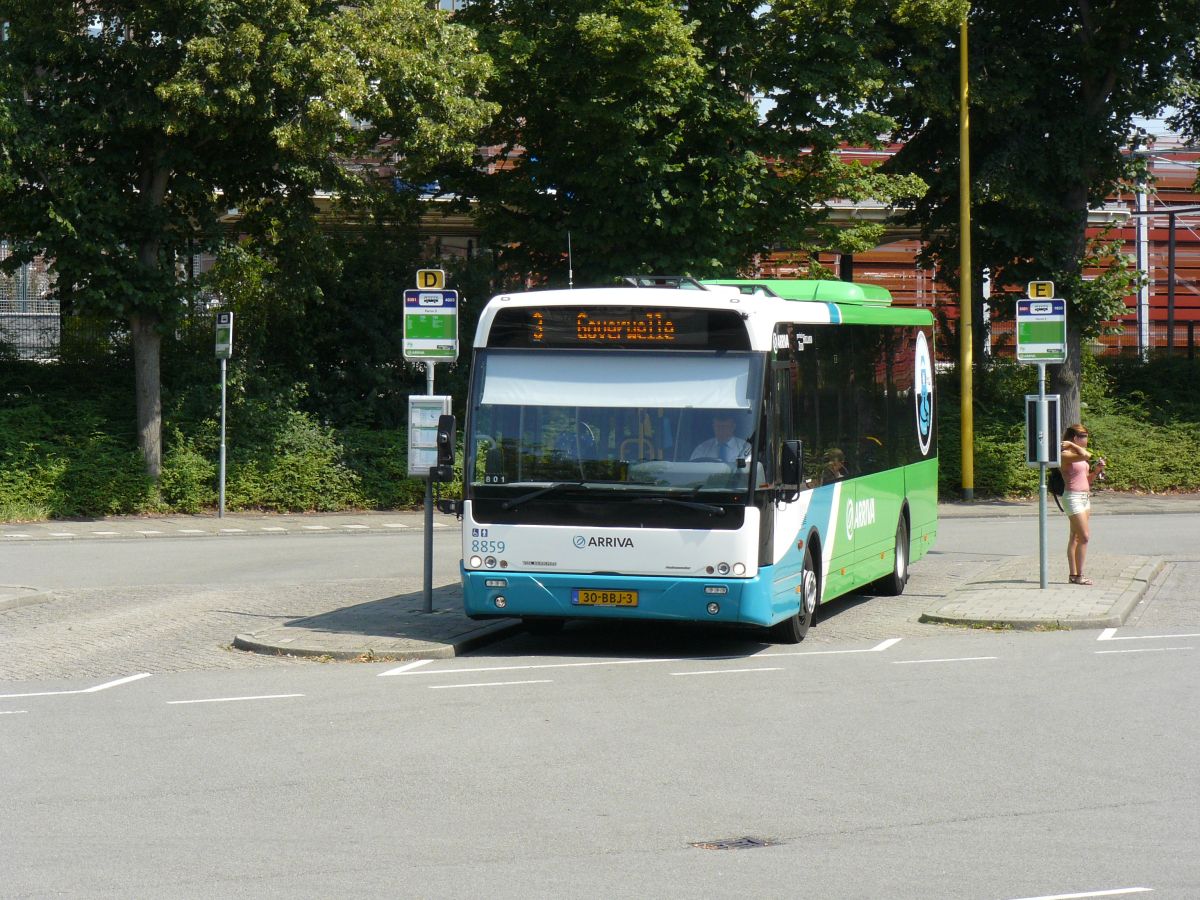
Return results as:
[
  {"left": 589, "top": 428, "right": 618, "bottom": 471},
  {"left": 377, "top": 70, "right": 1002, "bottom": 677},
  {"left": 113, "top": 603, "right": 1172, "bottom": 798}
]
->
[
  {"left": 403, "top": 289, "right": 459, "bottom": 361},
  {"left": 1016, "top": 294, "right": 1066, "bottom": 364}
]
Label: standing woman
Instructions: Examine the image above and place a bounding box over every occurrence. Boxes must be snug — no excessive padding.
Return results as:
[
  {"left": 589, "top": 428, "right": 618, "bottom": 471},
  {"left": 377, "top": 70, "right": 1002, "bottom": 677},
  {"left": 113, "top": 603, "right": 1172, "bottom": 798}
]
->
[{"left": 1060, "top": 423, "right": 1106, "bottom": 585}]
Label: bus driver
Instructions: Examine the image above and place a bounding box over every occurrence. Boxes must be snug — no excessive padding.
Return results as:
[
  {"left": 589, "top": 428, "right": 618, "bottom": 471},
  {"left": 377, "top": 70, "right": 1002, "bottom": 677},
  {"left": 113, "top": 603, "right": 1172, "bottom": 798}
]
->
[{"left": 690, "top": 412, "right": 751, "bottom": 464}]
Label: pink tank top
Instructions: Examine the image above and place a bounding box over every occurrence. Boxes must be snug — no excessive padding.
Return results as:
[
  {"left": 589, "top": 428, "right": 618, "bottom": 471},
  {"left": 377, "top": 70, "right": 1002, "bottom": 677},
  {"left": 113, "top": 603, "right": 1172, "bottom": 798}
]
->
[{"left": 1064, "top": 458, "right": 1090, "bottom": 492}]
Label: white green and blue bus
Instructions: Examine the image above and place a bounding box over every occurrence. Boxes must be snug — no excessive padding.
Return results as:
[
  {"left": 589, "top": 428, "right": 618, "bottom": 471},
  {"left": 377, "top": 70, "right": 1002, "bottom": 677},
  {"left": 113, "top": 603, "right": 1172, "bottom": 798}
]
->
[{"left": 457, "top": 276, "right": 937, "bottom": 642}]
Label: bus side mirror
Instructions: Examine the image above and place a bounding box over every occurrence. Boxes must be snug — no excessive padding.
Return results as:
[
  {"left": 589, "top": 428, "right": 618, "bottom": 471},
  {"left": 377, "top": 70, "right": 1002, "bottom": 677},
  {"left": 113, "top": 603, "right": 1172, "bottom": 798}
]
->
[
  {"left": 432, "top": 414, "right": 456, "bottom": 482},
  {"left": 779, "top": 439, "right": 803, "bottom": 502}
]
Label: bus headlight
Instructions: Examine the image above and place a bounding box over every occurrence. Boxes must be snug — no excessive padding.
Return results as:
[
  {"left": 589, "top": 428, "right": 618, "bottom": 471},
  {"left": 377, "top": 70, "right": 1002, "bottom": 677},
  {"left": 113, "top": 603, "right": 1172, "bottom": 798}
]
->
[
  {"left": 716, "top": 562, "right": 731, "bottom": 576},
  {"left": 733, "top": 563, "right": 746, "bottom": 576},
  {"left": 469, "top": 555, "right": 483, "bottom": 568},
  {"left": 485, "top": 556, "right": 497, "bottom": 568}
]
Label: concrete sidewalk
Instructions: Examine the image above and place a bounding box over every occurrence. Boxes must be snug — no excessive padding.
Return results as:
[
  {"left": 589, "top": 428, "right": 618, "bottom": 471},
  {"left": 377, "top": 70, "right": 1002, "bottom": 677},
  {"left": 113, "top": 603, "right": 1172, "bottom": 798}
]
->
[{"left": 6, "top": 493, "right": 1197, "bottom": 658}]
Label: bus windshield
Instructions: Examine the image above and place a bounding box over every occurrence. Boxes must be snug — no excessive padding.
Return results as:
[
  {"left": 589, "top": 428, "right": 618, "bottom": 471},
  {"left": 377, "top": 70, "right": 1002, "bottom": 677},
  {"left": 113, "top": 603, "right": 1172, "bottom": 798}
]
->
[{"left": 468, "top": 349, "right": 765, "bottom": 496}]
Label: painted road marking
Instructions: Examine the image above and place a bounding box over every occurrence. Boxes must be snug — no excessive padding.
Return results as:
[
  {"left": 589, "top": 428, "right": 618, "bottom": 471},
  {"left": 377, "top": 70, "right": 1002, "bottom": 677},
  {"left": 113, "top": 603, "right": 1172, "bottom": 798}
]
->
[
  {"left": 91, "top": 531, "right": 120, "bottom": 536},
  {"left": 1095, "top": 647, "right": 1193, "bottom": 655},
  {"left": 261, "top": 527, "right": 287, "bottom": 532},
  {"left": 168, "top": 693, "right": 304, "bottom": 705},
  {"left": 220, "top": 528, "right": 246, "bottom": 534},
  {"left": 178, "top": 529, "right": 207, "bottom": 534},
  {"left": 50, "top": 532, "right": 75, "bottom": 537},
  {"left": 0, "top": 672, "right": 151, "bottom": 700},
  {"left": 302, "top": 525, "right": 331, "bottom": 531},
  {"left": 343, "top": 524, "right": 369, "bottom": 529},
  {"left": 378, "top": 660, "right": 434, "bottom": 677},
  {"left": 1006, "top": 887, "right": 1152, "bottom": 900},
  {"left": 429, "top": 680, "right": 551, "bottom": 690},
  {"left": 893, "top": 656, "right": 998, "bottom": 665},
  {"left": 671, "top": 667, "right": 784, "bottom": 676},
  {"left": 383, "top": 523, "right": 409, "bottom": 528},
  {"left": 4, "top": 534, "right": 31, "bottom": 538},
  {"left": 0, "top": 710, "right": 29, "bottom": 715},
  {"left": 137, "top": 530, "right": 163, "bottom": 535},
  {"left": 379, "top": 638, "right": 903, "bottom": 679},
  {"left": 1099, "top": 628, "right": 1200, "bottom": 641}
]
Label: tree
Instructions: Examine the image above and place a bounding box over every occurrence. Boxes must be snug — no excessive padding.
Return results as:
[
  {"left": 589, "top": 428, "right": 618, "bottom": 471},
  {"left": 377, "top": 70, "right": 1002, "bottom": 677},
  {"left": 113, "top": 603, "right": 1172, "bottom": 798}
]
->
[
  {"left": 879, "top": 1, "right": 1199, "bottom": 425},
  {"left": 0, "top": 0, "right": 494, "bottom": 476}
]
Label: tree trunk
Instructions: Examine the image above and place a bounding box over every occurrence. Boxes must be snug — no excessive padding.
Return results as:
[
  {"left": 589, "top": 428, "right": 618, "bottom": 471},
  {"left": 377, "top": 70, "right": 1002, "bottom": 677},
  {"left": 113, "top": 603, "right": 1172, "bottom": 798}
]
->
[
  {"left": 1049, "top": 185, "right": 1091, "bottom": 430},
  {"left": 130, "top": 312, "right": 162, "bottom": 479}
]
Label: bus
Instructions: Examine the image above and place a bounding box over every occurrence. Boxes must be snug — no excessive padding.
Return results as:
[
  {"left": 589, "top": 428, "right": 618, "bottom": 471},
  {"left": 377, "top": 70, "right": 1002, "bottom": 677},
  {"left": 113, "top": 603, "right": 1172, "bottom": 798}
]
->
[{"left": 455, "top": 276, "right": 937, "bottom": 642}]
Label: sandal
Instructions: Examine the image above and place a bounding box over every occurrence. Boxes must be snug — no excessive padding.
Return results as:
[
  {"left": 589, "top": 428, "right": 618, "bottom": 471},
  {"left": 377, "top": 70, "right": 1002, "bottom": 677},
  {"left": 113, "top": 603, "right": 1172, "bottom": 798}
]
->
[{"left": 1069, "top": 575, "right": 1094, "bottom": 585}]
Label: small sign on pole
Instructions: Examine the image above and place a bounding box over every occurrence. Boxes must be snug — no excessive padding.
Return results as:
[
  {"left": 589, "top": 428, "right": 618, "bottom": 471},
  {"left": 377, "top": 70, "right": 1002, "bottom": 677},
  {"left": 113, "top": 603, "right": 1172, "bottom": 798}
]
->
[
  {"left": 215, "top": 311, "right": 234, "bottom": 359},
  {"left": 403, "top": 289, "right": 459, "bottom": 361},
  {"left": 407, "top": 395, "right": 453, "bottom": 478},
  {"left": 1016, "top": 297, "right": 1067, "bottom": 364},
  {"left": 1024, "top": 394, "right": 1062, "bottom": 466},
  {"left": 416, "top": 268, "right": 446, "bottom": 290}
]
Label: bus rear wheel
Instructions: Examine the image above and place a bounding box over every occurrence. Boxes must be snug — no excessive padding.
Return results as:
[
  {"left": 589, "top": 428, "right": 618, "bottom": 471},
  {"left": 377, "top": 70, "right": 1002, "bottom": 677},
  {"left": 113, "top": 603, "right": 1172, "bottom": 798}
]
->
[
  {"left": 875, "top": 518, "right": 909, "bottom": 596},
  {"left": 768, "top": 546, "right": 817, "bottom": 644}
]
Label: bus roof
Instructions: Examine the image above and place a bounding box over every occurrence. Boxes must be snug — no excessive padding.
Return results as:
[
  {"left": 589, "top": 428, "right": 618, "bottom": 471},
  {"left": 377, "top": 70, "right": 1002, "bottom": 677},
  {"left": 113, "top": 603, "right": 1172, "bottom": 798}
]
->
[{"left": 700, "top": 278, "right": 894, "bottom": 305}]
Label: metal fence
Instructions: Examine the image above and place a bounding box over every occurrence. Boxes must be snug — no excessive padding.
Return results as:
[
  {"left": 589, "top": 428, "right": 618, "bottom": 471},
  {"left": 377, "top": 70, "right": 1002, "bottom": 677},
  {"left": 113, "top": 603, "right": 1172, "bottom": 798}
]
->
[{"left": 0, "top": 243, "right": 59, "bottom": 360}]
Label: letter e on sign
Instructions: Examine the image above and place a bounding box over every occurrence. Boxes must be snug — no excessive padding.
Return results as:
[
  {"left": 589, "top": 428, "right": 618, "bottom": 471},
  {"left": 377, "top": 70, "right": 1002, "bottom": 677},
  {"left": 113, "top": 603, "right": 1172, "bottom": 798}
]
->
[
  {"left": 1027, "top": 280, "right": 1054, "bottom": 299},
  {"left": 417, "top": 269, "right": 445, "bottom": 290}
]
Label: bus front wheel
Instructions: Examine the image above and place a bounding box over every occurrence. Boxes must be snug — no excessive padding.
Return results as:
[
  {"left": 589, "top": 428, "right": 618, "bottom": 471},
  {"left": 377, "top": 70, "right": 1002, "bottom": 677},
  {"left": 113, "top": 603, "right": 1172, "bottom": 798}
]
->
[{"left": 768, "top": 546, "right": 817, "bottom": 644}]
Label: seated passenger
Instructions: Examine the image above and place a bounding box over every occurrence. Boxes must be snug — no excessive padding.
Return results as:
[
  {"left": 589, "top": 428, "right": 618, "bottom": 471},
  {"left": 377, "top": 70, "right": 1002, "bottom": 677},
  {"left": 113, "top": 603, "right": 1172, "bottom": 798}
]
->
[{"left": 821, "top": 447, "right": 850, "bottom": 484}]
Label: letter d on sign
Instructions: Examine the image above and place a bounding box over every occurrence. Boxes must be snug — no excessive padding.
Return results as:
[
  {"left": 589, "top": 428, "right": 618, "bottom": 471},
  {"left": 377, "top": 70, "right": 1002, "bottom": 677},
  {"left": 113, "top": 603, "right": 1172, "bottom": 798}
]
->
[{"left": 417, "top": 268, "right": 445, "bottom": 290}]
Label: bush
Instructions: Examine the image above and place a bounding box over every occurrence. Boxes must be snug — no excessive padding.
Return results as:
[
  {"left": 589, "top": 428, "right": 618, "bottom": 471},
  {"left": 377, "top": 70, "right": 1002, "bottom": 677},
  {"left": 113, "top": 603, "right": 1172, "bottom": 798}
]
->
[{"left": 159, "top": 430, "right": 217, "bottom": 513}]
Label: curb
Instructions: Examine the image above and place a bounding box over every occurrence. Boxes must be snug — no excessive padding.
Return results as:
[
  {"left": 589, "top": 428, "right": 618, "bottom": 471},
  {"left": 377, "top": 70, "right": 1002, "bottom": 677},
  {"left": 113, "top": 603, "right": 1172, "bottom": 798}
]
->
[
  {"left": 231, "top": 619, "right": 524, "bottom": 661},
  {"left": 0, "top": 586, "right": 53, "bottom": 611},
  {"left": 919, "top": 557, "right": 1166, "bottom": 631}
]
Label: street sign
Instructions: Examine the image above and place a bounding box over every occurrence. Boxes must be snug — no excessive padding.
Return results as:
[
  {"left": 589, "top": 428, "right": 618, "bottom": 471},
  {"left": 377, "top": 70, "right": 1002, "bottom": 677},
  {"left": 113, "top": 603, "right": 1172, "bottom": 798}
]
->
[
  {"left": 403, "top": 289, "right": 459, "bottom": 361},
  {"left": 416, "top": 268, "right": 446, "bottom": 290},
  {"left": 407, "top": 395, "right": 452, "bottom": 478},
  {"left": 215, "top": 311, "right": 233, "bottom": 359},
  {"left": 1016, "top": 298, "right": 1067, "bottom": 363},
  {"left": 1024, "top": 394, "right": 1062, "bottom": 466},
  {"left": 1027, "top": 281, "right": 1055, "bottom": 299}
]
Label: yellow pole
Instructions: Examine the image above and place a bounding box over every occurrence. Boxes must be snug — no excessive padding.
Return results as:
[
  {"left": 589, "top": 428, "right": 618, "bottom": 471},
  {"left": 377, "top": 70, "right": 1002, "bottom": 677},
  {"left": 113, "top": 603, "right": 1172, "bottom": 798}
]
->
[{"left": 958, "top": 15, "right": 975, "bottom": 501}]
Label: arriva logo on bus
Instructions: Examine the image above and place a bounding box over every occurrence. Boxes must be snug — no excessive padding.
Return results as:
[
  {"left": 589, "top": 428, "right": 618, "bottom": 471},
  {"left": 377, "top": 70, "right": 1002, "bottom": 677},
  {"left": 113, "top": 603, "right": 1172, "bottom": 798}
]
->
[
  {"left": 573, "top": 535, "right": 636, "bottom": 549},
  {"left": 845, "top": 496, "right": 876, "bottom": 541}
]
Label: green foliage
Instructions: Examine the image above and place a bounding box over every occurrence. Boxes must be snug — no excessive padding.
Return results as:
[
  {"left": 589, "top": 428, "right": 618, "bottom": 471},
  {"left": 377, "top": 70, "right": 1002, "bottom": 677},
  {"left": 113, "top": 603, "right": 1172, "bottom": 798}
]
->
[
  {"left": 159, "top": 430, "right": 217, "bottom": 514},
  {"left": 938, "top": 355, "right": 1200, "bottom": 498}
]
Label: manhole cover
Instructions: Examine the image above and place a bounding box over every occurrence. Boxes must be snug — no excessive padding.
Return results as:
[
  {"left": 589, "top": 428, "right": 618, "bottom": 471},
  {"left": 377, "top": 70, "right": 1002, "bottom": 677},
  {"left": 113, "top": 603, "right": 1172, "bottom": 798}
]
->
[{"left": 689, "top": 836, "right": 779, "bottom": 850}]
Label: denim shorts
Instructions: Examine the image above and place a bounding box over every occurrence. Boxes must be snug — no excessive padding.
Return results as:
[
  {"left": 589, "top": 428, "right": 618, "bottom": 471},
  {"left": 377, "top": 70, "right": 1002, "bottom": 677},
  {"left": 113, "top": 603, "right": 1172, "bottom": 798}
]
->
[{"left": 1064, "top": 490, "right": 1091, "bottom": 516}]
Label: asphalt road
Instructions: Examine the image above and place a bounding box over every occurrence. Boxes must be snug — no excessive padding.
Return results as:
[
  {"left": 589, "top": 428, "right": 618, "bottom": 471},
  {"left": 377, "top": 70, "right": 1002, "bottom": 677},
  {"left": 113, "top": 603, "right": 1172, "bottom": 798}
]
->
[
  {"left": 3, "top": 628, "right": 1198, "bottom": 898},
  {"left": 2, "top": 512, "right": 1199, "bottom": 897}
]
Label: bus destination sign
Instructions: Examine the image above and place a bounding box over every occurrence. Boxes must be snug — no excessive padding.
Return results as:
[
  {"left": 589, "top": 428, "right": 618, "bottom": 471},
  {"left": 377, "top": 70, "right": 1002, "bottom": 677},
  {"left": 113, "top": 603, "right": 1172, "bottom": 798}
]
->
[{"left": 488, "top": 306, "right": 750, "bottom": 350}]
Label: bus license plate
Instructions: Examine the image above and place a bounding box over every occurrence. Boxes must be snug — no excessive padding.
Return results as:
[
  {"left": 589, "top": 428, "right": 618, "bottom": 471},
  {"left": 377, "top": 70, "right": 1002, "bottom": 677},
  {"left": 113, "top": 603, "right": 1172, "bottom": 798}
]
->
[{"left": 572, "top": 589, "right": 638, "bottom": 607}]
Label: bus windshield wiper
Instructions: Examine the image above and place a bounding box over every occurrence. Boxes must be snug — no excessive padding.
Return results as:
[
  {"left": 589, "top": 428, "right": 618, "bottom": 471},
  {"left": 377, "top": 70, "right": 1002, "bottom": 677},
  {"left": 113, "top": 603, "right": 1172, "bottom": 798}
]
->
[
  {"left": 501, "top": 481, "right": 585, "bottom": 510},
  {"left": 632, "top": 496, "right": 726, "bottom": 517}
]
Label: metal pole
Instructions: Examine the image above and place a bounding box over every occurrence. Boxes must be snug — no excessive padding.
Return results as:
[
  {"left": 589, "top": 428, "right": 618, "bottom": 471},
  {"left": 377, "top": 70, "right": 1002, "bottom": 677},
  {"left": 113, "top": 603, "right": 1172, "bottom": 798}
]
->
[
  {"left": 1135, "top": 190, "right": 1150, "bottom": 361},
  {"left": 219, "top": 357, "right": 227, "bottom": 518},
  {"left": 958, "top": 16, "right": 975, "bottom": 501},
  {"left": 423, "top": 361, "right": 435, "bottom": 614},
  {"left": 1037, "top": 363, "right": 1047, "bottom": 589},
  {"left": 1167, "top": 212, "right": 1177, "bottom": 356}
]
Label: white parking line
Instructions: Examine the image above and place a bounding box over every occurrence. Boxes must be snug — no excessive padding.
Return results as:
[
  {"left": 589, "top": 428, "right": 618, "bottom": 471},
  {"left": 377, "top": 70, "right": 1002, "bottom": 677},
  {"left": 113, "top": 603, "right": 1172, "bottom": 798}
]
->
[
  {"left": 892, "top": 656, "right": 998, "bottom": 665},
  {"left": 380, "top": 638, "right": 903, "bottom": 679},
  {"left": 0, "top": 672, "right": 151, "bottom": 700},
  {"left": 343, "top": 524, "right": 369, "bottom": 529},
  {"left": 378, "top": 659, "right": 434, "bottom": 677},
  {"left": 261, "top": 527, "right": 287, "bottom": 532},
  {"left": 178, "top": 529, "right": 207, "bottom": 534},
  {"left": 429, "top": 680, "right": 551, "bottom": 690},
  {"left": 1005, "top": 887, "right": 1152, "bottom": 900},
  {"left": 137, "top": 530, "right": 163, "bottom": 535},
  {"left": 3, "top": 533, "right": 31, "bottom": 538},
  {"left": 50, "top": 532, "right": 75, "bottom": 537},
  {"left": 220, "top": 528, "right": 246, "bottom": 534},
  {"left": 1099, "top": 628, "right": 1200, "bottom": 641},
  {"left": 383, "top": 524, "right": 409, "bottom": 528},
  {"left": 91, "top": 531, "right": 120, "bottom": 535},
  {"left": 1095, "top": 647, "right": 1193, "bottom": 655},
  {"left": 671, "top": 667, "right": 784, "bottom": 676},
  {"left": 167, "top": 693, "right": 304, "bottom": 705},
  {"left": 0, "top": 710, "right": 29, "bottom": 715}
]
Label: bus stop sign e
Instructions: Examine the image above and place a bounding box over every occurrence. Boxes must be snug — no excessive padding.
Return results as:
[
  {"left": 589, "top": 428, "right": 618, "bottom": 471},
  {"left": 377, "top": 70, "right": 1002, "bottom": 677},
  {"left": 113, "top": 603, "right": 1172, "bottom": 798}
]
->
[{"left": 1016, "top": 282, "right": 1066, "bottom": 364}]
